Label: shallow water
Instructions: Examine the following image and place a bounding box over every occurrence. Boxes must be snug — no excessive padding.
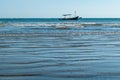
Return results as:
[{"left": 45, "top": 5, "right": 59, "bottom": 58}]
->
[{"left": 1, "top": 18, "right": 120, "bottom": 80}]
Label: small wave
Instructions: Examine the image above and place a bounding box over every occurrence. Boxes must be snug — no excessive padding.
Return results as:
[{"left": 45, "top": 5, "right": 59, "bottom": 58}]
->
[
  {"left": 0, "top": 31, "right": 120, "bottom": 37},
  {"left": 103, "top": 24, "right": 120, "bottom": 27},
  {"left": 1, "top": 22, "right": 120, "bottom": 28},
  {"left": 10, "top": 23, "right": 85, "bottom": 28}
]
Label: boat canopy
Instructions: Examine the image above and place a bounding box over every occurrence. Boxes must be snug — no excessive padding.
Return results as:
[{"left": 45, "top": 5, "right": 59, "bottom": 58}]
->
[{"left": 63, "top": 14, "right": 72, "bottom": 16}]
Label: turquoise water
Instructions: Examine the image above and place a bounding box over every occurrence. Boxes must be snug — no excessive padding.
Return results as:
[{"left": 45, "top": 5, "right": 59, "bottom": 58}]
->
[{"left": 1, "top": 18, "right": 120, "bottom": 80}]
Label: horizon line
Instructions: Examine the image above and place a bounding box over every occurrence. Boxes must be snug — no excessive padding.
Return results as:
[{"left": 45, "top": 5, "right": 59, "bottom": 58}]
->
[{"left": 0, "top": 17, "right": 120, "bottom": 19}]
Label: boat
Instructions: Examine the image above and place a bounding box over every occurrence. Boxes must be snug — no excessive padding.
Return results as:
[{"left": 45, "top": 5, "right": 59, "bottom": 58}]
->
[
  {"left": 59, "top": 11, "right": 81, "bottom": 20},
  {"left": 59, "top": 16, "right": 80, "bottom": 20}
]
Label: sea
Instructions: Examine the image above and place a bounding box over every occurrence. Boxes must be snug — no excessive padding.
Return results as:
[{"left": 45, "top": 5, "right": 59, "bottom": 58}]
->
[{"left": 0, "top": 18, "right": 120, "bottom": 80}]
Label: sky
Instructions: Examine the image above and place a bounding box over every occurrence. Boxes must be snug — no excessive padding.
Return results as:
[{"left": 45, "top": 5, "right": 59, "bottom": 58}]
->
[{"left": 0, "top": 0, "right": 120, "bottom": 18}]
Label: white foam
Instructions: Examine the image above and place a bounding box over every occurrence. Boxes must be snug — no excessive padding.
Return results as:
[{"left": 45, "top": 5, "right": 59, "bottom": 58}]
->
[
  {"left": 1, "top": 22, "right": 120, "bottom": 28},
  {"left": 6, "top": 22, "right": 85, "bottom": 28}
]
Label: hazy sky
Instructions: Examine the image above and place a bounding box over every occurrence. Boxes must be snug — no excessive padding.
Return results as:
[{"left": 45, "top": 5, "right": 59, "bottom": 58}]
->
[{"left": 0, "top": 0, "right": 120, "bottom": 18}]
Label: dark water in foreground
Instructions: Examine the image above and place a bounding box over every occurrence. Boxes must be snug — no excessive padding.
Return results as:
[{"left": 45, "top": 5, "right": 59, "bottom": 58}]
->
[{"left": 1, "top": 18, "right": 120, "bottom": 80}]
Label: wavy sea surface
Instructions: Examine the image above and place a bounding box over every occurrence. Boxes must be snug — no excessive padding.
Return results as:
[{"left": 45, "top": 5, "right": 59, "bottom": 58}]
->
[{"left": 1, "top": 18, "right": 120, "bottom": 80}]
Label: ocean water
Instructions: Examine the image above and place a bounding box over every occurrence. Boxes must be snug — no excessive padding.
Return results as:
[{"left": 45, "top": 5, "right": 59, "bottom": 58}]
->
[{"left": 0, "top": 18, "right": 120, "bottom": 80}]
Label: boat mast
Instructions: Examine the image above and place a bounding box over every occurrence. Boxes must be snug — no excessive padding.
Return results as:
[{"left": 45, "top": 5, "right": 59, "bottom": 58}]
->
[{"left": 75, "top": 11, "right": 76, "bottom": 17}]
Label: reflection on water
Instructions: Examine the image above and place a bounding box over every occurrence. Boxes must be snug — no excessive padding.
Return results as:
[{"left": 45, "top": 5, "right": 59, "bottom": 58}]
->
[{"left": 1, "top": 20, "right": 120, "bottom": 80}]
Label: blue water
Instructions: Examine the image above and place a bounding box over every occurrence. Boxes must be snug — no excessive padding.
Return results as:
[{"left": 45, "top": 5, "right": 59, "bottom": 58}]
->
[{"left": 1, "top": 18, "right": 120, "bottom": 80}]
